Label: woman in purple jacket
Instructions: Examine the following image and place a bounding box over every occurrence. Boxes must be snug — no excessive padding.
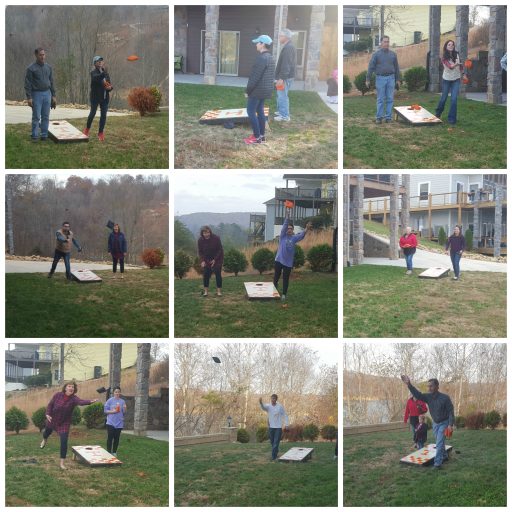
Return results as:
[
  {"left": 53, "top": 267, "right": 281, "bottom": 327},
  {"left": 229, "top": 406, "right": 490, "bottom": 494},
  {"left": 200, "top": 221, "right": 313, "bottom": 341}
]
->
[
  {"left": 198, "top": 226, "right": 224, "bottom": 297},
  {"left": 445, "top": 225, "right": 466, "bottom": 280},
  {"left": 40, "top": 382, "right": 98, "bottom": 469}
]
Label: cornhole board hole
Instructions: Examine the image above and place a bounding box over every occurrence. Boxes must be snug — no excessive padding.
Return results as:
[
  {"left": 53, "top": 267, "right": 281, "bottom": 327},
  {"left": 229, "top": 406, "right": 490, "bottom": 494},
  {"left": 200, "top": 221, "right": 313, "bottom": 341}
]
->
[
  {"left": 199, "top": 107, "right": 269, "bottom": 125},
  {"left": 393, "top": 106, "right": 442, "bottom": 126},
  {"left": 71, "top": 269, "right": 103, "bottom": 283},
  {"left": 244, "top": 282, "right": 280, "bottom": 300},
  {"left": 279, "top": 447, "right": 314, "bottom": 463},
  {"left": 400, "top": 443, "right": 452, "bottom": 466},
  {"left": 418, "top": 267, "right": 450, "bottom": 279},
  {"left": 71, "top": 445, "right": 122, "bottom": 466},
  {"left": 48, "top": 120, "right": 89, "bottom": 143}
]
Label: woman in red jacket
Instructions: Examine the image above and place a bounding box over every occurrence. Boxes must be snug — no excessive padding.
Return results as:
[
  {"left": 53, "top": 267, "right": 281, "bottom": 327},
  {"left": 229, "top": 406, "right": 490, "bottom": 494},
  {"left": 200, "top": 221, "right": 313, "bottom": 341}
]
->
[
  {"left": 404, "top": 395, "right": 428, "bottom": 444},
  {"left": 399, "top": 226, "right": 418, "bottom": 275}
]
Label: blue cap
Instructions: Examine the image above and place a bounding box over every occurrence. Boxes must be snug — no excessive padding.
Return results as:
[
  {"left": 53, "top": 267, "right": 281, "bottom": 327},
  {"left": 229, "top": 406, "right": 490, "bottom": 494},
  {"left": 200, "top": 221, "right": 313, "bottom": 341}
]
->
[
  {"left": 93, "top": 56, "right": 104, "bottom": 64},
  {"left": 252, "top": 35, "right": 272, "bottom": 45}
]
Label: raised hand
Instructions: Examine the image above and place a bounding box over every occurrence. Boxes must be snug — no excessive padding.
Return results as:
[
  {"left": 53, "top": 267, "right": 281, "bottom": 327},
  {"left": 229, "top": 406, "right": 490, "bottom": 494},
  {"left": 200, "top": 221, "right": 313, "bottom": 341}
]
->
[{"left": 400, "top": 374, "right": 411, "bottom": 385}]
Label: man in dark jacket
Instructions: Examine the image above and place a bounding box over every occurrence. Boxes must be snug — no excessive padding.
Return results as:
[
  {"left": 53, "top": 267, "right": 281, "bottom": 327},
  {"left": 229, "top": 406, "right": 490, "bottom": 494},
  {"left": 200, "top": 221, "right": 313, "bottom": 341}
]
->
[
  {"left": 83, "top": 56, "right": 113, "bottom": 141},
  {"left": 274, "top": 29, "right": 296, "bottom": 122},
  {"left": 244, "top": 35, "right": 275, "bottom": 145}
]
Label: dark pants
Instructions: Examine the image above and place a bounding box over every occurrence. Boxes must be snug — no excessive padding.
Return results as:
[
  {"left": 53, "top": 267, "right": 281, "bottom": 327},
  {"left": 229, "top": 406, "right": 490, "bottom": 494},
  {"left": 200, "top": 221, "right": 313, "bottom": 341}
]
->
[
  {"left": 268, "top": 427, "right": 282, "bottom": 460},
  {"left": 50, "top": 249, "right": 71, "bottom": 279},
  {"left": 113, "top": 257, "right": 124, "bottom": 273},
  {"left": 203, "top": 266, "right": 222, "bottom": 288},
  {"left": 43, "top": 427, "right": 69, "bottom": 459},
  {"left": 87, "top": 98, "right": 109, "bottom": 133},
  {"left": 409, "top": 415, "right": 419, "bottom": 441},
  {"left": 247, "top": 97, "right": 266, "bottom": 138},
  {"left": 106, "top": 425, "right": 122, "bottom": 453},
  {"left": 273, "top": 261, "right": 292, "bottom": 295},
  {"left": 436, "top": 78, "right": 460, "bottom": 124}
]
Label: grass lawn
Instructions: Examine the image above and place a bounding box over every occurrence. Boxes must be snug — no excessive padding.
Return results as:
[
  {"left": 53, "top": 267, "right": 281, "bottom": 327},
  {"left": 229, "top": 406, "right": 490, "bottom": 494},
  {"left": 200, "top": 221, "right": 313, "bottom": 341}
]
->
[
  {"left": 174, "top": 83, "right": 338, "bottom": 169},
  {"left": 5, "top": 111, "right": 169, "bottom": 169},
  {"left": 343, "top": 265, "right": 506, "bottom": 338},
  {"left": 174, "top": 271, "right": 338, "bottom": 338},
  {"left": 175, "top": 441, "right": 337, "bottom": 506},
  {"left": 6, "top": 268, "right": 169, "bottom": 338},
  {"left": 6, "top": 426, "right": 169, "bottom": 506},
  {"left": 344, "top": 429, "right": 506, "bottom": 506},
  {"left": 343, "top": 91, "right": 506, "bottom": 169}
]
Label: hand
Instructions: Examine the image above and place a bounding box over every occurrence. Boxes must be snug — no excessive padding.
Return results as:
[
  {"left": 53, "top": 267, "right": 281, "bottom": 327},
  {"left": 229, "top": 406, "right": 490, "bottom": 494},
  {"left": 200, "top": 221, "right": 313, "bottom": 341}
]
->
[
  {"left": 277, "top": 79, "right": 284, "bottom": 87},
  {"left": 283, "top": 426, "right": 289, "bottom": 432},
  {"left": 446, "top": 425, "right": 453, "bottom": 435},
  {"left": 78, "top": 247, "right": 83, "bottom": 253},
  {"left": 91, "top": 399, "right": 98, "bottom": 403},
  {"left": 400, "top": 374, "right": 411, "bottom": 385},
  {"left": 210, "top": 260, "right": 215, "bottom": 267},
  {"left": 365, "top": 80, "right": 370, "bottom": 88},
  {"left": 27, "top": 99, "right": 33, "bottom": 107},
  {"left": 124, "top": 253, "right": 127, "bottom": 257},
  {"left": 200, "top": 261, "right": 206, "bottom": 268},
  {"left": 244, "top": 93, "right": 248, "bottom": 98},
  {"left": 46, "top": 414, "right": 52, "bottom": 423},
  {"left": 51, "top": 97, "right": 57, "bottom": 109}
]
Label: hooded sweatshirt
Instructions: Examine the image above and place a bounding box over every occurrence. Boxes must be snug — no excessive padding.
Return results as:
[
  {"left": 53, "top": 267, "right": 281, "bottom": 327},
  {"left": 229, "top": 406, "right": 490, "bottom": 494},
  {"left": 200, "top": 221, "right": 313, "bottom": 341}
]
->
[{"left": 198, "top": 231, "right": 224, "bottom": 271}]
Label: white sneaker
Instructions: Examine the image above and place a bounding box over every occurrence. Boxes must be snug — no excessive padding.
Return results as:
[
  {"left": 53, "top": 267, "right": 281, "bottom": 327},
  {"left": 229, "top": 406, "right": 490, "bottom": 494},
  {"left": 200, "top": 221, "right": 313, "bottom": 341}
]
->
[
  {"left": 274, "top": 116, "right": 290, "bottom": 122},
  {"left": 281, "top": 294, "right": 286, "bottom": 301},
  {"left": 453, "top": 276, "right": 458, "bottom": 280}
]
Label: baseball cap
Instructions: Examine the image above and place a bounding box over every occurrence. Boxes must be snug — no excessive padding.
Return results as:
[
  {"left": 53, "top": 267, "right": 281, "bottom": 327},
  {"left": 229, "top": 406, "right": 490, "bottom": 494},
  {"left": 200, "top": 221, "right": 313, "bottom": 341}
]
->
[
  {"left": 252, "top": 35, "right": 272, "bottom": 45},
  {"left": 93, "top": 56, "right": 104, "bottom": 64}
]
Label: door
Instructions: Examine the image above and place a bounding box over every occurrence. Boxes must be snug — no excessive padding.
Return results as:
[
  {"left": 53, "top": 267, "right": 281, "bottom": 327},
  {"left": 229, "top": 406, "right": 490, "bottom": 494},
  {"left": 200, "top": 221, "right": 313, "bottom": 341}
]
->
[{"left": 200, "top": 30, "right": 240, "bottom": 76}]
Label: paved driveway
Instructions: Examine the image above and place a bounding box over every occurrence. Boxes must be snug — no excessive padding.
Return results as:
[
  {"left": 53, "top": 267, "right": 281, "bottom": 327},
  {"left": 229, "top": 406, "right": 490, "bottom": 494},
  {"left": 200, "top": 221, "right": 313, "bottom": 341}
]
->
[
  {"left": 5, "top": 105, "right": 131, "bottom": 124},
  {"left": 5, "top": 260, "right": 138, "bottom": 273}
]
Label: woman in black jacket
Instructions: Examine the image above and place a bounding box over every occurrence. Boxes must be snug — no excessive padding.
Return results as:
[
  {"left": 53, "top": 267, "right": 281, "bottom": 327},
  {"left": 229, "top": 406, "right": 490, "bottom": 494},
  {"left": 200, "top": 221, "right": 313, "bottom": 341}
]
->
[{"left": 244, "top": 35, "right": 275, "bottom": 145}]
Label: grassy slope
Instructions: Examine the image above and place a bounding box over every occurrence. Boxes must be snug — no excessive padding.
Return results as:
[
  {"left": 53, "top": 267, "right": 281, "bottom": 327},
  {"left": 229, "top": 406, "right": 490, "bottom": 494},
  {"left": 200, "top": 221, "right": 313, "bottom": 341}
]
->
[
  {"left": 343, "top": 265, "right": 506, "bottom": 338},
  {"left": 5, "top": 112, "right": 169, "bottom": 169},
  {"left": 6, "top": 268, "right": 169, "bottom": 338},
  {"left": 343, "top": 91, "right": 506, "bottom": 169},
  {"left": 344, "top": 429, "right": 506, "bottom": 507},
  {"left": 175, "top": 441, "right": 338, "bottom": 507},
  {"left": 174, "top": 272, "right": 338, "bottom": 338},
  {"left": 174, "top": 83, "right": 338, "bottom": 169},
  {"left": 6, "top": 427, "right": 169, "bottom": 506}
]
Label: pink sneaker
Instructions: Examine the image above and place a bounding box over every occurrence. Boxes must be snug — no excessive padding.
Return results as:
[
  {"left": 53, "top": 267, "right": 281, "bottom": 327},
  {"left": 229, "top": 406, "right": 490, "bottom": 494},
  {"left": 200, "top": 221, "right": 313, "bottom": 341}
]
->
[
  {"left": 98, "top": 132, "right": 105, "bottom": 142},
  {"left": 83, "top": 128, "right": 90, "bottom": 136},
  {"left": 244, "top": 134, "right": 260, "bottom": 145}
]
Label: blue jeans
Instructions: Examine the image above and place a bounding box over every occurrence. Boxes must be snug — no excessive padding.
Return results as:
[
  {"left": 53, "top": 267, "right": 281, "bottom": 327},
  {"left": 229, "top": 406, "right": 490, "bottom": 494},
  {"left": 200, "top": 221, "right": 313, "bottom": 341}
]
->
[
  {"left": 404, "top": 253, "right": 414, "bottom": 271},
  {"left": 375, "top": 75, "right": 395, "bottom": 120},
  {"left": 247, "top": 97, "right": 266, "bottom": 138},
  {"left": 50, "top": 249, "right": 71, "bottom": 279},
  {"left": 276, "top": 78, "right": 293, "bottom": 118},
  {"left": 31, "top": 89, "right": 51, "bottom": 139},
  {"left": 432, "top": 419, "right": 449, "bottom": 467},
  {"left": 268, "top": 427, "right": 282, "bottom": 460},
  {"left": 87, "top": 98, "right": 109, "bottom": 133},
  {"left": 450, "top": 251, "right": 462, "bottom": 277},
  {"left": 436, "top": 79, "right": 460, "bottom": 124}
]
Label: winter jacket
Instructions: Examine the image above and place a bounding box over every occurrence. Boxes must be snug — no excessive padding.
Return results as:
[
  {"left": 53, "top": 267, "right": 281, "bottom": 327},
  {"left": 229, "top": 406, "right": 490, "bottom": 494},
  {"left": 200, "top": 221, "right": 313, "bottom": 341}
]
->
[
  {"left": 90, "top": 67, "right": 112, "bottom": 103},
  {"left": 404, "top": 397, "right": 428, "bottom": 423},
  {"left": 108, "top": 231, "right": 127, "bottom": 256},
  {"left": 446, "top": 234, "right": 465, "bottom": 254},
  {"left": 275, "top": 41, "right": 296, "bottom": 80},
  {"left": 399, "top": 233, "right": 418, "bottom": 255},
  {"left": 198, "top": 233, "right": 224, "bottom": 271},
  {"left": 46, "top": 392, "right": 94, "bottom": 434},
  {"left": 246, "top": 51, "right": 276, "bottom": 99},
  {"left": 414, "top": 422, "right": 428, "bottom": 444}
]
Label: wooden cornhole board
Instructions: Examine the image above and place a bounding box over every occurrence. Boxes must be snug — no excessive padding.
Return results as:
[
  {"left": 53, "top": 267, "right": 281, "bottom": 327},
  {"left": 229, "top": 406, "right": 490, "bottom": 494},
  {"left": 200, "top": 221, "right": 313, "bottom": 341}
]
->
[
  {"left": 199, "top": 107, "right": 269, "bottom": 125},
  {"left": 418, "top": 267, "right": 450, "bottom": 279},
  {"left": 71, "top": 269, "right": 103, "bottom": 283},
  {"left": 48, "top": 120, "right": 89, "bottom": 143},
  {"left": 72, "top": 445, "right": 122, "bottom": 466},
  {"left": 279, "top": 447, "right": 314, "bottom": 463},
  {"left": 393, "top": 106, "right": 442, "bottom": 126},
  {"left": 244, "top": 282, "right": 280, "bottom": 300},
  {"left": 400, "top": 443, "right": 452, "bottom": 466}
]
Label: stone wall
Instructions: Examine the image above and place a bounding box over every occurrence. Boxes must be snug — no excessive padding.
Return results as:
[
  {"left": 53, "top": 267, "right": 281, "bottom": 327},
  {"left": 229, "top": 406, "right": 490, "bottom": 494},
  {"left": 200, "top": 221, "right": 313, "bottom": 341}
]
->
[
  {"left": 123, "top": 387, "right": 169, "bottom": 430},
  {"left": 363, "top": 232, "right": 389, "bottom": 258},
  {"left": 174, "top": 6, "right": 188, "bottom": 71}
]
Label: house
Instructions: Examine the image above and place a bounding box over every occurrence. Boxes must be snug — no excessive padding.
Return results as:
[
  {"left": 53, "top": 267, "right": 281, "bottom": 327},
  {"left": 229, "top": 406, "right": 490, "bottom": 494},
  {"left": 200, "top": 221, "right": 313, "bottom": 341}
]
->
[
  {"left": 174, "top": 5, "right": 338, "bottom": 90},
  {"left": 6, "top": 344, "right": 58, "bottom": 383}
]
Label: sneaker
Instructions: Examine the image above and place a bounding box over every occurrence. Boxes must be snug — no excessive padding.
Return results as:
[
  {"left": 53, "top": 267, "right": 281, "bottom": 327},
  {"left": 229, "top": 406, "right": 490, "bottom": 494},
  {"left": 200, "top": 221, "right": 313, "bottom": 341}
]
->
[
  {"left": 375, "top": 118, "right": 383, "bottom": 124},
  {"left": 274, "top": 111, "right": 280, "bottom": 116},
  {"left": 259, "top": 135, "right": 266, "bottom": 143},
  {"left": 112, "top": 452, "right": 117, "bottom": 457},
  {"left": 453, "top": 276, "right": 458, "bottom": 281},
  {"left": 274, "top": 116, "right": 290, "bottom": 122},
  {"left": 40, "top": 439, "right": 47, "bottom": 449},
  {"left": 83, "top": 127, "right": 90, "bottom": 136},
  {"left": 244, "top": 134, "right": 261, "bottom": 145},
  {"left": 406, "top": 270, "right": 412, "bottom": 275},
  {"left": 385, "top": 119, "right": 392, "bottom": 123},
  {"left": 98, "top": 132, "right": 105, "bottom": 142},
  {"left": 281, "top": 294, "right": 286, "bottom": 301}
]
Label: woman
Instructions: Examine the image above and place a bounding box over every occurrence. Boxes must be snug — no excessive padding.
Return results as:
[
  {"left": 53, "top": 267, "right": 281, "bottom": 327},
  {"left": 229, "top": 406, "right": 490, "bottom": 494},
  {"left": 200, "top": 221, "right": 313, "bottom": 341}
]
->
[
  {"left": 445, "top": 225, "right": 465, "bottom": 280},
  {"left": 435, "top": 40, "right": 466, "bottom": 125},
  {"left": 244, "top": 35, "right": 276, "bottom": 145},
  {"left": 104, "top": 386, "right": 127, "bottom": 456},
  {"left": 198, "top": 226, "right": 224, "bottom": 297},
  {"left": 40, "top": 382, "right": 98, "bottom": 469},
  {"left": 399, "top": 226, "right": 418, "bottom": 275},
  {"left": 108, "top": 223, "right": 128, "bottom": 279}
]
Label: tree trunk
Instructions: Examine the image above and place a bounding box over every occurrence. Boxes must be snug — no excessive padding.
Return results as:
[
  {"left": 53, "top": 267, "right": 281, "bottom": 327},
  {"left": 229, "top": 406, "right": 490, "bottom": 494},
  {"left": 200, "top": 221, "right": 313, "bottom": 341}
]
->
[
  {"left": 134, "top": 343, "right": 151, "bottom": 436},
  {"left": 6, "top": 178, "right": 15, "bottom": 255}
]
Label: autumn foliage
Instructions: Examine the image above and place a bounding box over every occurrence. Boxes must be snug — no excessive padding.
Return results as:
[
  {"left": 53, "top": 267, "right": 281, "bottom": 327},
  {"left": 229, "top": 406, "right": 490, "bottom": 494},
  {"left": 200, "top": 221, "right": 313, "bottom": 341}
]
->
[
  {"left": 128, "top": 87, "right": 157, "bottom": 116},
  {"left": 142, "top": 248, "right": 165, "bottom": 268}
]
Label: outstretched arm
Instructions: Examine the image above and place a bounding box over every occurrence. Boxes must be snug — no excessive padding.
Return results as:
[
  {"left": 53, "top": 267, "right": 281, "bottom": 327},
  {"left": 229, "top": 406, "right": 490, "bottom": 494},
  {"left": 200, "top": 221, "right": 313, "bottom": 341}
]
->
[
  {"left": 401, "top": 375, "right": 428, "bottom": 401},
  {"left": 259, "top": 397, "right": 269, "bottom": 412}
]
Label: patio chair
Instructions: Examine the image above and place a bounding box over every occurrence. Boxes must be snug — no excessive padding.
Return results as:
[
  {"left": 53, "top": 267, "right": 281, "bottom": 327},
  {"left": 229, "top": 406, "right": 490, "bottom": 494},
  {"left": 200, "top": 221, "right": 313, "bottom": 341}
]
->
[{"left": 174, "top": 55, "right": 184, "bottom": 73}]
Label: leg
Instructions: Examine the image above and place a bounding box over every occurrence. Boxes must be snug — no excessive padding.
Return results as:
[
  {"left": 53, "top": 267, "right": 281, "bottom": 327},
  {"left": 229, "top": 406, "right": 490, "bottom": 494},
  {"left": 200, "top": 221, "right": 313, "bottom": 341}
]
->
[
  {"left": 41, "top": 426, "right": 53, "bottom": 447},
  {"left": 113, "top": 257, "right": 118, "bottom": 273},
  {"left": 276, "top": 86, "right": 286, "bottom": 118},
  {"left": 120, "top": 258, "right": 124, "bottom": 274},
  {"left": 87, "top": 100, "right": 99, "bottom": 129},
  {"left": 106, "top": 425, "right": 115, "bottom": 453},
  {"left": 375, "top": 75, "right": 385, "bottom": 120},
  {"left": 433, "top": 420, "right": 448, "bottom": 466},
  {"left": 447, "top": 79, "right": 460, "bottom": 124},
  {"left": 273, "top": 261, "right": 283, "bottom": 289},
  {"left": 385, "top": 76, "right": 395, "bottom": 120},
  {"left": 284, "top": 79, "right": 293, "bottom": 117},
  {"left": 59, "top": 432, "right": 69, "bottom": 466},
  {"left": 257, "top": 99, "right": 266, "bottom": 137},
  {"left": 272, "top": 428, "right": 282, "bottom": 460},
  {"left": 246, "top": 97, "right": 261, "bottom": 138},
  {"left": 214, "top": 268, "right": 222, "bottom": 293},
  {"left": 99, "top": 99, "right": 109, "bottom": 133},
  {"left": 49, "top": 250, "right": 63, "bottom": 275},
  {"left": 454, "top": 253, "right": 461, "bottom": 278},
  {"left": 436, "top": 79, "right": 450, "bottom": 117},
  {"left": 203, "top": 266, "right": 212, "bottom": 291},
  {"left": 31, "top": 91, "right": 43, "bottom": 139},
  {"left": 282, "top": 265, "right": 292, "bottom": 295},
  {"left": 409, "top": 416, "right": 419, "bottom": 441},
  {"left": 112, "top": 428, "right": 122, "bottom": 453},
  {"left": 63, "top": 252, "right": 71, "bottom": 280},
  {"left": 40, "top": 91, "right": 51, "bottom": 138}
]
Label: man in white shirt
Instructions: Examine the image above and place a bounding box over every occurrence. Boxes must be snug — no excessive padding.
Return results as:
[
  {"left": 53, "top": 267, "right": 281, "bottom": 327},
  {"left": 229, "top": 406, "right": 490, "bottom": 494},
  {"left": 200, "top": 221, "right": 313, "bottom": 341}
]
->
[{"left": 259, "top": 394, "right": 289, "bottom": 461}]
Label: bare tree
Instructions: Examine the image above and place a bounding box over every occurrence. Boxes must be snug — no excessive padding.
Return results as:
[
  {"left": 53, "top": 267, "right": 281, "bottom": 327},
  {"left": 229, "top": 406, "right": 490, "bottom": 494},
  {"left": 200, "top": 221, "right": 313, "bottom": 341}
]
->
[{"left": 134, "top": 343, "right": 151, "bottom": 436}]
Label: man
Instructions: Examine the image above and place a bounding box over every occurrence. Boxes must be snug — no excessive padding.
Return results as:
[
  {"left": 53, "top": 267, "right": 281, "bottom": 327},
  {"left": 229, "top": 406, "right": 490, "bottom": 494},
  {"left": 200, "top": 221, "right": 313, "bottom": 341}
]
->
[
  {"left": 48, "top": 221, "right": 82, "bottom": 281},
  {"left": 366, "top": 35, "right": 401, "bottom": 124},
  {"left": 24, "top": 48, "right": 56, "bottom": 142},
  {"left": 274, "top": 28, "right": 296, "bottom": 122},
  {"left": 400, "top": 375, "right": 454, "bottom": 469},
  {"left": 259, "top": 394, "right": 289, "bottom": 461}
]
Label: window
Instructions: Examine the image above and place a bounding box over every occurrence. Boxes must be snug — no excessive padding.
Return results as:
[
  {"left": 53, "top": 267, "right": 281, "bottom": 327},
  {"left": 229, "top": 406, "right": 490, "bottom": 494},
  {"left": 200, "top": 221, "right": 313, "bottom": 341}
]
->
[
  {"left": 419, "top": 182, "right": 430, "bottom": 201},
  {"left": 291, "top": 30, "right": 307, "bottom": 68}
]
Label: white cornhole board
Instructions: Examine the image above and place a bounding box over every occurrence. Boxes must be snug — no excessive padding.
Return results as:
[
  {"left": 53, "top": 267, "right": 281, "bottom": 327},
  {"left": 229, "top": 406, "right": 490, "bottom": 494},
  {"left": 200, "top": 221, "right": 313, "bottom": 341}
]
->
[
  {"left": 393, "top": 106, "right": 442, "bottom": 126},
  {"left": 71, "top": 445, "right": 122, "bottom": 466},
  {"left": 48, "top": 120, "right": 89, "bottom": 143},
  {"left": 244, "top": 282, "right": 280, "bottom": 299},
  {"left": 400, "top": 443, "right": 452, "bottom": 466},
  {"left": 418, "top": 267, "right": 450, "bottom": 279},
  {"left": 71, "top": 269, "right": 103, "bottom": 283},
  {"left": 279, "top": 447, "right": 314, "bottom": 463}
]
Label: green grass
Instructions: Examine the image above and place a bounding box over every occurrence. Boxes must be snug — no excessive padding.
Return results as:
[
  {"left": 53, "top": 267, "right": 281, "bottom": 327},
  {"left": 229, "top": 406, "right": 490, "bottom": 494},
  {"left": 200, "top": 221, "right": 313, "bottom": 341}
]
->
[
  {"left": 174, "top": 83, "right": 337, "bottom": 169},
  {"left": 175, "top": 441, "right": 337, "bottom": 506},
  {"left": 344, "top": 265, "right": 506, "bottom": 338},
  {"left": 174, "top": 271, "right": 338, "bottom": 338},
  {"left": 343, "top": 91, "right": 506, "bottom": 169},
  {"left": 344, "top": 429, "right": 506, "bottom": 506},
  {"left": 6, "top": 426, "right": 169, "bottom": 506},
  {"left": 5, "top": 112, "right": 169, "bottom": 169},
  {"left": 6, "top": 268, "right": 169, "bottom": 338}
]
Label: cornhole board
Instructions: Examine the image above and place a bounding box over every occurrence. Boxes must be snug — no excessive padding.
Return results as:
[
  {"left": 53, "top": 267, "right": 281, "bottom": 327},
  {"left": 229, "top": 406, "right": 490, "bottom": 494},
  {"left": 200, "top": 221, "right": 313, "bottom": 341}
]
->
[
  {"left": 244, "top": 282, "right": 280, "bottom": 300},
  {"left": 393, "top": 106, "right": 442, "bottom": 126},
  {"left": 71, "top": 445, "right": 122, "bottom": 466},
  {"left": 418, "top": 267, "right": 450, "bottom": 279},
  {"left": 400, "top": 443, "right": 452, "bottom": 466},
  {"left": 199, "top": 107, "right": 269, "bottom": 125},
  {"left": 279, "top": 447, "right": 314, "bottom": 463},
  {"left": 71, "top": 269, "right": 103, "bottom": 283},
  {"left": 48, "top": 120, "right": 89, "bottom": 143}
]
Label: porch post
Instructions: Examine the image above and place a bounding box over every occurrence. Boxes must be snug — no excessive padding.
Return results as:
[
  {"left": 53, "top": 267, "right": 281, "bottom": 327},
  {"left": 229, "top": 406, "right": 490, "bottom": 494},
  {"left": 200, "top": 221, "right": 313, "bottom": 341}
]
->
[
  {"left": 304, "top": 5, "right": 325, "bottom": 91},
  {"left": 353, "top": 175, "right": 364, "bottom": 265},
  {"left": 493, "top": 185, "right": 503, "bottom": 257},
  {"left": 487, "top": 6, "right": 506, "bottom": 104},
  {"left": 428, "top": 6, "right": 441, "bottom": 93},
  {"left": 203, "top": 6, "right": 219, "bottom": 85}
]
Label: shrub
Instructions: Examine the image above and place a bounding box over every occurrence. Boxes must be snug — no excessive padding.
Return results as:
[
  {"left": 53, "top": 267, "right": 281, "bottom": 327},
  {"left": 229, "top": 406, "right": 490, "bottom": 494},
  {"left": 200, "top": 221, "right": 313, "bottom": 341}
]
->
[
  {"left": 465, "top": 411, "right": 485, "bottom": 430},
  {"left": 304, "top": 213, "right": 333, "bottom": 229},
  {"left": 174, "top": 250, "right": 192, "bottom": 278},
  {"left": 143, "top": 248, "right": 165, "bottom": 269},
  {"left": 72, "top": 406, "right": 82, "bottom": 426},
  {"left": 484, "top": 410, "right": 501, "bottom": 430},
  {"left": 303, "top": 423, "right": 320, "bottom": 441},
  {"left": 403, "top": 66, "right": 428, "bottom": 92},
  {"left": 293, "top": 245, "right": 305, "bottom": 268},
  {"left": 83, "top": 402, "right": 105, "bottom": 429},
  {"left": 31, "top": 406, "right": 47, "bottom": 432},
  {"left": 127, "top": 86, "right": 157, "bottom": 116},
  {"left": 24, "top": 373, "right": 51, "bottom": 387},
  {"left": 425, "top": 416, "right": 432, "bottom": 430},
  {"left": 283, "top": 424, "right": 303, "bottom": 442},
  {"left": 237, "top": 428, "right": 250, "bottom": 443},
  {"left": 148, "top": 85, "right": 162, "bottom": 111},
  {"left": 343, "top": 74, "right": 352, "bottom": 94},
  {"left": 251, "top": 248, "right": 275, "bottom": 274},
  {"left": 343, "top": 37, "right": 372, "bottom": 53},
  {"left": 307, "top": 244, "right": 333, "bottom": 272},
  {"left": 256, "top": 425, "right": 269, "bottom": 443},
  {"left": 154, "top": 247, "right": 166, "bottom": 263},
  {"left": 354, "top": 71, "right": 375, "bottom": 96},
  {"left": 503, "top": 412, "right": 507, "bottom": 427},
  {"left": 6, "top": 406, "right": 29, "bottom": 434},
  {"left": 464, "top": 229, "right": 473, "bottom": 252},
  {"left": 437, "top": 226, "right": 447, "bottom": 247},
  {"left": 321, "top": 424, "right": 337, "bottom": 442},
  {"left": 455, "top": 415, "right": 466, "bottom": 429},
  {"left": 223, "top": 248, "right": 248, "bottom": 276},
  {"left": 193, "top": 256, "right": 203, "bottom": 275}
]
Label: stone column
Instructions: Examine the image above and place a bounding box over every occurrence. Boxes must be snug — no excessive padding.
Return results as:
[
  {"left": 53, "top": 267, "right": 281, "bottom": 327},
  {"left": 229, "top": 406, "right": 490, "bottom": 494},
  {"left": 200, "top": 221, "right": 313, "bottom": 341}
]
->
[
  {"left": 473, "top": 195, "right": 480, "bottom": 250},
  {"left": 400, "top": 174, "right": 410, "bottom": 232},
  {"left": 304, "top": 5, "right": 325, "bottom": 91},
  {"left": 134, "top": 343, "right": 151, "bottom": 436},
  {"left": 343, "top": 175, "right": 350, "bottom": 267},
  {"left": 494, "top": 185, "right": 503, "bottom": 257},
  {"left": 203, "top": 6, "right": 219, "bottom": 85},
  {"left": 456, "top": 6, "right": 469, "bottom": 96},
  {"left": 273, "top": 5, "right": 289, "bottom": 62},
  {"left": 389, "top": 175, "right": 399, "bottom": 259},
  {"left": 428, "top": 6, "right": 441, "bottom": 93},
  {"left": 352, "top": 175, "right": 364, "bottom": 265},
  {"left": 109, "top": 344, "right": 123, "bottom": 392},
  {"left": 487, "top": 6, "right": 506, "bottom": 104}
]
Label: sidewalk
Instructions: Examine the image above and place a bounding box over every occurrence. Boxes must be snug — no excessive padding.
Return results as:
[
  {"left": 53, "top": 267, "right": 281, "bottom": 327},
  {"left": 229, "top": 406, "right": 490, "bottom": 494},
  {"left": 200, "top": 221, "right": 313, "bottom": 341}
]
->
[{"left": 123, "top": 430, "right": 169, "bottom": 442}]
